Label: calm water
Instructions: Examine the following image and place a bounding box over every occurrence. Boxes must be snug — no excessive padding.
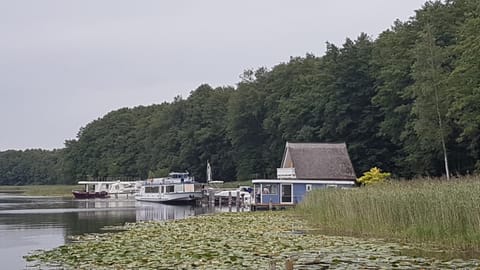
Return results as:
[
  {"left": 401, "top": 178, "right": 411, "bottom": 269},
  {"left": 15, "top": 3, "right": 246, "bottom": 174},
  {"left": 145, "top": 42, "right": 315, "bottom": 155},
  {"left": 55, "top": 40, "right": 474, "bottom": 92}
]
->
[{"left": 0, "top": 194, "right": 214, "bottom": 270}]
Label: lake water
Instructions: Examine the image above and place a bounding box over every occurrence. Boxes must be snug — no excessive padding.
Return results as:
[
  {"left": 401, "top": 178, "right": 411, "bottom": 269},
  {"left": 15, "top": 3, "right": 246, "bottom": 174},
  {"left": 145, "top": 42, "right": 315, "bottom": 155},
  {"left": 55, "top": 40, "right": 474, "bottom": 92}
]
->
[{"left": 0, "top": 194, "right": 219, "bottom": 270}]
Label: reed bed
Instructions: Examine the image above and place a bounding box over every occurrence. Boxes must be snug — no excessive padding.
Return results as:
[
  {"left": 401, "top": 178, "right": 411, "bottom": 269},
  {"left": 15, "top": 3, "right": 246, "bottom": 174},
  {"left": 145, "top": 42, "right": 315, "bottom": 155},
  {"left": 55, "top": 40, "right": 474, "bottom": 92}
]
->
[{"left": 296, "top": 175, "right": 480, "bottom": 251}]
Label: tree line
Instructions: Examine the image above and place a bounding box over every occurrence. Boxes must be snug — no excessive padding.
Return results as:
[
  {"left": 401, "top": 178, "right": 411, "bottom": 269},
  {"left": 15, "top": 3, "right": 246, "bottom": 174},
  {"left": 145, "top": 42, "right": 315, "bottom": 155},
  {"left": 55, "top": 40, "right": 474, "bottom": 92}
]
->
[{"left": 1, "top": 0, "right": 479, "bottom": 185}]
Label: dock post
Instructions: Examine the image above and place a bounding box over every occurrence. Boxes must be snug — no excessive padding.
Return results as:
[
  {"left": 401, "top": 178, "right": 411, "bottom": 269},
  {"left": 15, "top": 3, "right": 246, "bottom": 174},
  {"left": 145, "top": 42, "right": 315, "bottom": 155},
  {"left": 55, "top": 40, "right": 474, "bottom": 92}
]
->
[
  {"left": 209, "top": 190, "right": 215, "bottom": 207},
  {"left": 269, "top": 199, "right": 273, "bottom": 211},
  {"left": 236, "top": 191, "right": 240, "bottom": 211},
  {"left": 228, "top": 191, "right": 232, "bottom": 212}
]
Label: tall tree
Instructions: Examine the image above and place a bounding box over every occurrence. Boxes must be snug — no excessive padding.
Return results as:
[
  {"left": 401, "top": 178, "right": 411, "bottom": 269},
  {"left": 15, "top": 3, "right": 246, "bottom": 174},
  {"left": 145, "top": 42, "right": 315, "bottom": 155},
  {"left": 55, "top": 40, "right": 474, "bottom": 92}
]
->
[
  {"left": 410, "top": 24, "right": 451, "bottom": 179},
  {"left": 448, "top": 12, "right": 480, "bottom": 171},
  {"left": 371, "top": 20, "right": 417, "bottom": 176}
]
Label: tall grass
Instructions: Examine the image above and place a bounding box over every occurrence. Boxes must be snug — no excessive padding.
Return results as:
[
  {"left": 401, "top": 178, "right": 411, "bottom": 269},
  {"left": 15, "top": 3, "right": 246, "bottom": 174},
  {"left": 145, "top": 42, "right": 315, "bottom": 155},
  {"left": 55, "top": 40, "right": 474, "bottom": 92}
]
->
[{"left": 296, "top": 175, "right": 480, "bottom": 251}]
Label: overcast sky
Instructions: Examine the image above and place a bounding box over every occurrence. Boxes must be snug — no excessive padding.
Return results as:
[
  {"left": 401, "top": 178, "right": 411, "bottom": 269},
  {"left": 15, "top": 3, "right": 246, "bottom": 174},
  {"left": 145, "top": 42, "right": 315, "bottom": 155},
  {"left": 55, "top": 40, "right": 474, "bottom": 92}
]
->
[{"left": 0, "top": 0, "right": 427, "bottom": 151}]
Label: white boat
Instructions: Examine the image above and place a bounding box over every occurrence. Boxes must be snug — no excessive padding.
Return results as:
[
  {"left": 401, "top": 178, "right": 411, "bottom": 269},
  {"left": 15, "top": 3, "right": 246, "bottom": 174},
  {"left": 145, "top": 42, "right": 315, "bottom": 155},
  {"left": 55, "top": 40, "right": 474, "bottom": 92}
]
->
[
  {"left": 215, "top": 186, "right": 252, "bottom": 205},
  {"left": 107, "top": 181, "right": 140, "bottom": 199},
  {"left": 135, "top": 172, "right": 204, "bottom": 204},
  {"left": 74, "top": 180, "right": 139, "bottom": 199}
]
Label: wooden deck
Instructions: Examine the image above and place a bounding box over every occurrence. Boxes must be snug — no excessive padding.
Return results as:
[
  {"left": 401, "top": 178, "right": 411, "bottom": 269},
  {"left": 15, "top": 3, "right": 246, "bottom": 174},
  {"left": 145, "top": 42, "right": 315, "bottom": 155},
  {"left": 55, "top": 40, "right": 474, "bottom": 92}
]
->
[{"left": 250, "top": 203, "right": 296, "bottom": 211}]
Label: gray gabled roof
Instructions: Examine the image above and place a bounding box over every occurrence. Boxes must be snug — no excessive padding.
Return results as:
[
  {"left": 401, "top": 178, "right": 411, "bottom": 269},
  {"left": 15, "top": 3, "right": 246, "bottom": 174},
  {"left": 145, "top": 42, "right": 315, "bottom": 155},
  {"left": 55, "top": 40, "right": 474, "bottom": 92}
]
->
[{"left": 281, "top": 142, "right": 356, "bottom": 180}]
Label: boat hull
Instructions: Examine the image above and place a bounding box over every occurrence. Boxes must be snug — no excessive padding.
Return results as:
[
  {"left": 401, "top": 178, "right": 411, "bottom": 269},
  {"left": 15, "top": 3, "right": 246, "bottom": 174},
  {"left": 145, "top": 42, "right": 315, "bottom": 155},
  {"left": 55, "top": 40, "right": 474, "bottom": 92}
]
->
[
  {"left": 72, "top": 190, "right": 110, "bottom": 199},
  {"left": 135, "top": 192, "right": 203, "bottom": 204}
]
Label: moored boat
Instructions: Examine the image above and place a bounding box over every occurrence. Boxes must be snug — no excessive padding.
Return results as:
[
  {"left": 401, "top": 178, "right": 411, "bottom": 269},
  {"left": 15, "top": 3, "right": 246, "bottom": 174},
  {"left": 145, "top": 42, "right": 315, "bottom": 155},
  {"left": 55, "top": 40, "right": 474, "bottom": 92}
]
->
[
  {"left": 214, "top": 186, "right": 252, "bottom": 205},
  {"left": 135, "top": 172, "right": 204, "bottom": 204},
  {"left": 72, "top": 180, "right": 139, "bottom": 199},
  {"left": 72, "top": 190, "right": 109, "bottom": 199}
]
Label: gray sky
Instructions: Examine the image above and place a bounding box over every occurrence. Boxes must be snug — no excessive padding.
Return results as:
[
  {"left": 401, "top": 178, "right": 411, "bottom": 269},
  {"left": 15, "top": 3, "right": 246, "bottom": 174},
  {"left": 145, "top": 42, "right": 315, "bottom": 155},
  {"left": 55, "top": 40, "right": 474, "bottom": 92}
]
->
[{"left": 0, "top": 0, "right": 426, "bottom": 150}]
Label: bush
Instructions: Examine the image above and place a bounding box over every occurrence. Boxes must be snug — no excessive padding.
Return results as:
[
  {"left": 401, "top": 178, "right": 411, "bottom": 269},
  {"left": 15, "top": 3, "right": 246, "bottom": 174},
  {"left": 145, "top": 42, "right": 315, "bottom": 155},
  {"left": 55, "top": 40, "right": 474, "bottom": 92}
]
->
[{"left": 357, "top": 167, "right": 390, "bottom": 185}]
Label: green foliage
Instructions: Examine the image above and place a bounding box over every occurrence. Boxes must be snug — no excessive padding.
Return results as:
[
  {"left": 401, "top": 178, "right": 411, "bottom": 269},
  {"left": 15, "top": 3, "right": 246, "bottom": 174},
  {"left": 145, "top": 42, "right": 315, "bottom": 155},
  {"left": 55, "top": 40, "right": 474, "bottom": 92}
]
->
[
  {"left": 0, "top": 149, "right": 66, "bottom": 185},
  {"left": 2, "top": 0, "right": 480, "bottom": 184},
  {"left": 357, "top": 167, "right": 391, "bottom": 185}
]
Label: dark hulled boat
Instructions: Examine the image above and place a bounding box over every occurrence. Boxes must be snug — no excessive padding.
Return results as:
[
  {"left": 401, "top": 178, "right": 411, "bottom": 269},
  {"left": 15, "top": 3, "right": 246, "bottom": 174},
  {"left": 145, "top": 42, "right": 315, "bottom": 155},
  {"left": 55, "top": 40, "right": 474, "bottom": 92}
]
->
[{"left": 72, "top": 190, "right": 109, "bottom": 199}]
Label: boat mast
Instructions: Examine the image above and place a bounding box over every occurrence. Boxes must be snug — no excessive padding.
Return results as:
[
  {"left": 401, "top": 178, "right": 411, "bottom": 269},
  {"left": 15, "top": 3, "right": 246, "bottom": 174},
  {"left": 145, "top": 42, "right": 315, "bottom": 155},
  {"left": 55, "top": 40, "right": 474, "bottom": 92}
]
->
[{"left": 207, "top": 160, "right": 212, "bottom": 183}]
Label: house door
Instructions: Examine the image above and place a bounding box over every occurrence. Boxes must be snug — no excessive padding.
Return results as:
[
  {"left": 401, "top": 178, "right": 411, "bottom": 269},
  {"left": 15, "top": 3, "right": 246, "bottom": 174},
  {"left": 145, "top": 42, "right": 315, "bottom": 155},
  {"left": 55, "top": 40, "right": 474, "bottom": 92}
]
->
[{"left": 281, "top": 184, "right": 292, "bottom": 203}]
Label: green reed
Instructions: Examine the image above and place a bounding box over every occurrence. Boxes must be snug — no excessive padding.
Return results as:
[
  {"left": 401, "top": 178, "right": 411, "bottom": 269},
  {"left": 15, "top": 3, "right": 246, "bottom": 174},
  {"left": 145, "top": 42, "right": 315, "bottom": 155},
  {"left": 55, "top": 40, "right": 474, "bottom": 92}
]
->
[{"left": 296, "top": 175, "right": 480, "bottom": 251}]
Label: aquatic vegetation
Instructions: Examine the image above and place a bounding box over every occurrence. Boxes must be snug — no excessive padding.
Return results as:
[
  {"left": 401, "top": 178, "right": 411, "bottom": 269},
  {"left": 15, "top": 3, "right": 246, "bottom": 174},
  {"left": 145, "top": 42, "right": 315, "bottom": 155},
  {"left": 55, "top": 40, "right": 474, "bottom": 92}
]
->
[
  {"left": 298, "top": 176, "right": 480, "bottom": 252},
  {"left": 26, "top": 211, "right": 479, "bottom": 269}
]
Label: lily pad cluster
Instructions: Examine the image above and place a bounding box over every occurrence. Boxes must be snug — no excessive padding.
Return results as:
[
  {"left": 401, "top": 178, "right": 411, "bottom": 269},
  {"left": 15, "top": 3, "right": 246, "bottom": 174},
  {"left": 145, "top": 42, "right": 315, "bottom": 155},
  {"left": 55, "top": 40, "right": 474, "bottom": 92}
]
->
[{"left": 26, "top": 212, "right": 480, "bottom": 269}]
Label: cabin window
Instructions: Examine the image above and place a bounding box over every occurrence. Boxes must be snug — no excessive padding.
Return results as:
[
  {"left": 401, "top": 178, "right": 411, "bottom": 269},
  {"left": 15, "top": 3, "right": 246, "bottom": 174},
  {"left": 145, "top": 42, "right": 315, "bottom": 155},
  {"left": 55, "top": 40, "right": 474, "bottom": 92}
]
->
[
  {"left": 145, "top": 186, "right": 159, "bottom": 193},
  {"left": 166, "top": 186, "right": 175, "bottom": 193},
  {"left": 306, "top": 184, "right": 312, "bottom": 192},
  {"left": 326, "top": 184, "right": 338, "bottom": 189},
  {"left": 262, "top": 184, "right": 278, "bottom": 194},
  {"left": 174, "top": 185, "right": 184, "bottom": 193}
]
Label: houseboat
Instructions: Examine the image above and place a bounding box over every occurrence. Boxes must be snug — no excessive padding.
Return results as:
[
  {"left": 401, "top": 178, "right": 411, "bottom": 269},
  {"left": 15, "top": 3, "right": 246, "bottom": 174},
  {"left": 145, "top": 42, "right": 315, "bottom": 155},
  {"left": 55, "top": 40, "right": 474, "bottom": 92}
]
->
[
  {"left": 252, "top": 142, "right": 357, "bottom": 210},
  {"left": 135, "top": 172, "right": 204, "bottom": 204},
  {"left": 72, "top": 180, "right": 139, "bottom": 199},
  {"left": 73, "top": 181, "right": 111, "bottom": 199}
]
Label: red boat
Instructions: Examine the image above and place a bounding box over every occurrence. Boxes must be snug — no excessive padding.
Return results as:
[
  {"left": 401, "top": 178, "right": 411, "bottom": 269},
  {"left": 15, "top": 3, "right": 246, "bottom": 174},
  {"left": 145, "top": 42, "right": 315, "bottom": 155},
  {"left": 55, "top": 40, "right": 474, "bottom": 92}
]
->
[{"left": 72, "top": 190, "right": 109, "bottom": 199}]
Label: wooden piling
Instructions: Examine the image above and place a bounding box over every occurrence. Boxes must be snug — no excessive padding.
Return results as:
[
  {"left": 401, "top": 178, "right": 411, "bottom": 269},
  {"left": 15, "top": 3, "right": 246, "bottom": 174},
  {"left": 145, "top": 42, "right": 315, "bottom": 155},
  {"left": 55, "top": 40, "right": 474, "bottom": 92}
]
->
[
  {"left": 209, "top": 190, "right": 215, "bottom": 207},
  {"left": 235, "top": 190, "right": 240, "bottom": 211}
]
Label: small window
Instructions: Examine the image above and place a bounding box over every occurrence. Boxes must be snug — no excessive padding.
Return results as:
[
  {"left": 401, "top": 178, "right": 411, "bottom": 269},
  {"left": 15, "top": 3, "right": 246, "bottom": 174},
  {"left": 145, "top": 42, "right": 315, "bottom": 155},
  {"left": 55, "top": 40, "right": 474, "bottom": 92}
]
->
[
  {"left": 166, "top": 186, "right": 175, "bottom": 193},
  {"left": 306, "top": 184, "right": 312, "bottom": 192},
  {"left": 262, "top": 184, "right": 278, "bottom": 194},
  {"left": 326, "top": 184, "right": 338, "bottom": 189},
  {"left": 145, "top": 186, "right": 159, "bottom": 193}
]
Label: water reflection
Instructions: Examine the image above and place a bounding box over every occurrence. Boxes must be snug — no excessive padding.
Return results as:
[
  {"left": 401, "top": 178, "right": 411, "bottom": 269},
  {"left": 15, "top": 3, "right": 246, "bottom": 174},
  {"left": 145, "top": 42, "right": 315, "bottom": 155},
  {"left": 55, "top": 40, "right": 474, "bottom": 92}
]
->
[
  {"left": 136, "top": 202, "right": 209, "bottom": 221},
  {"left": 0, "top": 194, "right": 216, "bottom": 270}
]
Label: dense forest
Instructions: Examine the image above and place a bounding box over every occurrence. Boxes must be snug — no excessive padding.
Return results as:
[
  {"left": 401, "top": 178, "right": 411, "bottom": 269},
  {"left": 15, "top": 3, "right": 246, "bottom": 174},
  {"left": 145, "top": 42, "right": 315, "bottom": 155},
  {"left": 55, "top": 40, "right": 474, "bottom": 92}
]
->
[{"left": 1, "top": 0, "right": 479, "bottom": 185}]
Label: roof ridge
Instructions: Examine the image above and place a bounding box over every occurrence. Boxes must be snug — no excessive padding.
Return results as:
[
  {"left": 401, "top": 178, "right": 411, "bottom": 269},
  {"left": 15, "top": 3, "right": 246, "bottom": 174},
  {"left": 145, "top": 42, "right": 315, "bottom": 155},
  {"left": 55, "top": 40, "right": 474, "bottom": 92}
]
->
[
  {"left": 287, "top": 141, "right": 346, "bottom": 144},
  {"left": 287, "top": 142, "right": 347, "bottom": 148}
]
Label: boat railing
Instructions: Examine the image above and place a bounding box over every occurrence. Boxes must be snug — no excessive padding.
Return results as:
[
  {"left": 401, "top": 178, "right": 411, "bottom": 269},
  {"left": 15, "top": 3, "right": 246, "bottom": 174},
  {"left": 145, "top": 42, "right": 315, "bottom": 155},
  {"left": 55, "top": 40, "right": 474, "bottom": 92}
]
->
[{"left": 143, "top": 178, "right": 196, "bottom": 185}]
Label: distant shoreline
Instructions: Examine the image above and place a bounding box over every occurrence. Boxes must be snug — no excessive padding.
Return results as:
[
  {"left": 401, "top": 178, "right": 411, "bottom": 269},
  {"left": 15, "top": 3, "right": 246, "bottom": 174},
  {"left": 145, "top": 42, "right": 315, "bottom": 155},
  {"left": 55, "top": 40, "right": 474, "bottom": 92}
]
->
[
  {"left": 0, "top": 189, "right": 25, "bottom": 194},
  {"left": 0, "top": 185, "right": 81, "bottom": 197}
]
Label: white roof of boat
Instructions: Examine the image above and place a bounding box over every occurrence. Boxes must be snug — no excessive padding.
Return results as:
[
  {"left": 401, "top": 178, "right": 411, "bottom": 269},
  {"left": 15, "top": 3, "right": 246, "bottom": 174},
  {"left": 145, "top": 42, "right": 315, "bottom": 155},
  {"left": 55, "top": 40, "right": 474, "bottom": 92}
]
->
[{"left": 78, "top": 181, "right": 137, "bottom": 185}]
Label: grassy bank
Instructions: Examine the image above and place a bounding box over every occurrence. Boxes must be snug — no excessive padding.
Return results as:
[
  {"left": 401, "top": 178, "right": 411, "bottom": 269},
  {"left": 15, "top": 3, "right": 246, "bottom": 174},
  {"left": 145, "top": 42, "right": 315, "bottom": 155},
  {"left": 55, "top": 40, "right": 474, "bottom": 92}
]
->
[
  {"left": 0, "top": 185, "right": 81, "bottom": 197},
  {"left": 297, "top": 175, "right": 480, "bottom": 252}
]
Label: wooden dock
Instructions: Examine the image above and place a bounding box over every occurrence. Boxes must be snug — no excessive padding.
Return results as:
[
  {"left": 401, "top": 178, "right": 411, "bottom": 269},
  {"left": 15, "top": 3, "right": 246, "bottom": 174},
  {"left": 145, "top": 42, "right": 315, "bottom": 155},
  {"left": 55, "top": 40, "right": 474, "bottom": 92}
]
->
[
  {"left": 201, "top": 189, "right": 250, "bottom": 210},
  {"left": 250, "top": 203, "right": 296, "bottom": 211}
]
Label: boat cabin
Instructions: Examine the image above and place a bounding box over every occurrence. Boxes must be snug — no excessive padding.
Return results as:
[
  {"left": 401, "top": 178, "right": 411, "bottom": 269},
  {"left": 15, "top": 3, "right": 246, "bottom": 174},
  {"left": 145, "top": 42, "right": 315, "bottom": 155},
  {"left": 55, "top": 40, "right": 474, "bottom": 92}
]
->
[
  {"left": 252, "top": 142, "right": 356, "bottom": 209},
  {"left": 136, "top": 172, "right": 204, "bottom": 203}
]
